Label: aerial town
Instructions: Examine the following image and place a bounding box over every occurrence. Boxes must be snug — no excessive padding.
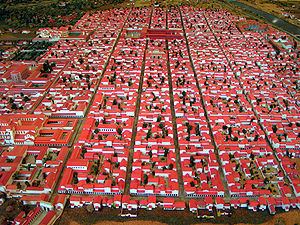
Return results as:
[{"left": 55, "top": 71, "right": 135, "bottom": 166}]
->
[{"left": 0, "top": 0, "right": 299, "bottom": 224}]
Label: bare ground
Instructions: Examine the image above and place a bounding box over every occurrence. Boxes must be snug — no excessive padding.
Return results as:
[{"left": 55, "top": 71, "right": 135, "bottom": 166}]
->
[{"left": 56, "top": 206, "right": 300, "bottom": 225}]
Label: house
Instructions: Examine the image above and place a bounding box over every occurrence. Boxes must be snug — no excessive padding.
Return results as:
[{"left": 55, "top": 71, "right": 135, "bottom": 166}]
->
[
  {"left": 188, "top": 199, "right": 197, "bottom": 212},
  {"left": 54, "top": 194, "right": 67, "bottom": 210},
  {"left": 93, "top": 196, "right": 103, "bottom": 211},
  {"left": 70, "top": 196, "right": 82, "bottom": 208},
  {"left": 174, "top": 201, "right": 186, "bottom": 210},
  {"left": 147, "top": 196, "right": 157, "bottom": 210},
  {"left": 215, "top": 197, "right": 225, "bottom": 210},
  {"left": 39, "top": 210, "right": 57, "bottom": 225},
  {"left": 163, "top": 198, "right": 175, "bottom": 210}
]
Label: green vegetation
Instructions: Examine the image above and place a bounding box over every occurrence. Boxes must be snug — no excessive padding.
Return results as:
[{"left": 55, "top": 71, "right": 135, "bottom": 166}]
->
[
  {"left": 134, "top": 0, "right": 152, "bottom": 7},
  {"left": 0, "top": 0, "right": 125, "bottom": 30}
]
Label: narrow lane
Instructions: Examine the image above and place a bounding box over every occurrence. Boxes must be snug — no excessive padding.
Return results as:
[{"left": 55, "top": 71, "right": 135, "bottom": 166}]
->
[
  {"left": 165, "top": 7, "right": 185, "bottom": 199},
  {"left": 123, "top": 7, "right": 154, "bottom": 195}
]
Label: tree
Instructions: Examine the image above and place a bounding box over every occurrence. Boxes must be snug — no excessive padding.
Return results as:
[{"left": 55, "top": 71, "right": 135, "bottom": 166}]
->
[
  {"left": 95, "top": 120, "right": 99, "bottom": 127},
  {"left": 158, "top": 122, "right": 164, "bottom": 129},
  {"left": 78, "top": 57, "right": 84, "bottom": 64},
  {"left": 12, "top": 171, "right": 19, "bottom": 179},
  {"left": 42, "top": 60, "right": 52, "bottom": 73},
  {"left": 232, "top": 136, "right": 238, "bottom": 142},
  {"left": 117, "top": 127, "right": 122, "bottom": 136},
  {"left": 81, "top": 147, "right": 87, "bottom": 158},
  {"left": 272, "top": 124, "right": 278, "bottom": 133},
  {"left": 264, "top": 178, "right": 269, "bottom": 184},
  {"left": 157, "top": 115, "right": 162, "bottom": 122},
  {"left": 187, "top": 123, "right": 193, "bottom": 133},
  {"left": 164, "top": 148, "right": 169, "bottom": 157},
  {"left": 196, "top": 123, "right": 201, "bottom": 136},
  {"left": 11, "top": 103, "right": 18, "bottom": 110},
  {"left": 146, "top": 129, "right": 152, "bottom": 140},
  {"left": 143, "top": 174, "right": 148, "bottom": 185},
  {"left": 148, "top": 150, "right": 153, "bottom": 158},
  {"left": 235, "top": 163, "right": 240, "bottom": 171},
  {"left": 23, "top": 96, "right": 30, "bottom": 102},
  {"left": 16, "top": 182, "right": 21, "bottom": 190},
  {"left": 228, "top": 127, "right": 232, "bottom": 136},
  {"left": 73, "top": 175, "right": 78, "bottom": 184},
  {"left": 92, "top": 164, "right": 99, "bottom": 175},
  {"left": 190, "top": 155, "right": 195, "bottom": 167}
]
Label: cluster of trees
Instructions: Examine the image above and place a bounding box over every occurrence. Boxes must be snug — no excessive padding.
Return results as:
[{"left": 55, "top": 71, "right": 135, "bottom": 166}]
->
[{"left": 0, "top": 0, "right": 125, "bottom": 29}]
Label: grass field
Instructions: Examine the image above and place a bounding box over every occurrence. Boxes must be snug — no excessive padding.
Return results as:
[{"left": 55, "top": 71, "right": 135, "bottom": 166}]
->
[
  {"left": 0, "top": 32, "right": 36, "bottom": 41},
  {"left": 134, "top": 0, "right": 152, "bottom": 7},
  {"left": 238, "top": 0, "right": 300, "bottom": 27}
]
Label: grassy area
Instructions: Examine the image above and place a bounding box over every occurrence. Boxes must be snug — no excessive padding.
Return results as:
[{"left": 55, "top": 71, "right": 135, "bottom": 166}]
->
[
  {"left": 238, "top": 0, "right": 300, "bottom": 27},
  {"left": 135, "top": 0, "right": 152, "bottom": 7},
  {"left": 0, "top": 31, "right": 36, "bottom": 41}
]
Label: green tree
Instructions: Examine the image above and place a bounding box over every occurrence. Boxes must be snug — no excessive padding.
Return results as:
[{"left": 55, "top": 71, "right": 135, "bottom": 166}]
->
[
  {"left": 146, "top": 129, "right": 152, "bottom": 140},
  {"left": 143, "top": 174, "right": 148, "bottom": 185},
  {"left": 11, "top": 103, "right": 18, "bottom": 110}
]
